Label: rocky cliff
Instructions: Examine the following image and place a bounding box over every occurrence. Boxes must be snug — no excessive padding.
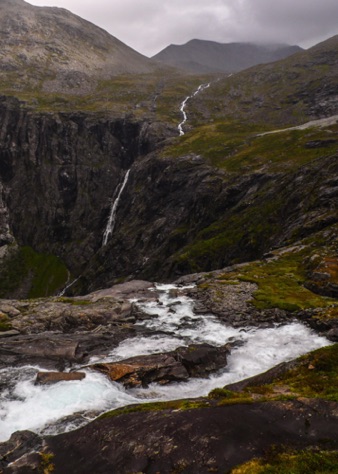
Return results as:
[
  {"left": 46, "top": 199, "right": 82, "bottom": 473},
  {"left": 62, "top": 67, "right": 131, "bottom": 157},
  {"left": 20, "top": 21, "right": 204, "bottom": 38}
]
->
[{"left": 0, "top": 94, "right": 337, "bottom": 297}]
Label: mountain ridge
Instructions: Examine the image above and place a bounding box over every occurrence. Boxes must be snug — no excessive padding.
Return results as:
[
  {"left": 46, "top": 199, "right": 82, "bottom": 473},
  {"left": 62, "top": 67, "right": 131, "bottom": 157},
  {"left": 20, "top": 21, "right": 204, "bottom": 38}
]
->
[{"left": 152, "top": 38, "right": 303, "bottom": 74}]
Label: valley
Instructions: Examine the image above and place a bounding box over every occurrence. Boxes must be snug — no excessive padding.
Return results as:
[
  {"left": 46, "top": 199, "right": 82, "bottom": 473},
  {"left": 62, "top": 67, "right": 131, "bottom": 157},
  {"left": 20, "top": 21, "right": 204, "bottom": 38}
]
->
[{"left": 0, "top": 1, "right": 337, "bottom": 472}]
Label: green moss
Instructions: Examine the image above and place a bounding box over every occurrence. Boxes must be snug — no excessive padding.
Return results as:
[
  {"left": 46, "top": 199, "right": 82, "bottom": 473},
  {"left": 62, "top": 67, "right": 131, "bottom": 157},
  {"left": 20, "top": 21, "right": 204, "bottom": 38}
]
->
[
  {"left": 210, "top": 245, "right": 337, "bottom": 313},
  {"left": 99, "top": 399, "right": 210, "bottom": 420},
  {"left": 0, "top": 246, "right": 69, "bottom": 299},
  {"left": 39, "top": 451, "right": 55, "bottom": 474},
  {"left": 208, "top": 388, "right": 256, "bottom": 405},
  {"left": 55, "top": 297, "right": 92, "bottom": 306},
  {"left": 0, "top": 314, "right": 12, "bottom": 332},
  {"left": 231, "top": 449, "right": 338, "bottom": 474},
  {"left": 271, "top": 344, "right": 338, "bottom": 401},
  {"left": 208, "top": 388, "right": 237, "bottom": 399}
]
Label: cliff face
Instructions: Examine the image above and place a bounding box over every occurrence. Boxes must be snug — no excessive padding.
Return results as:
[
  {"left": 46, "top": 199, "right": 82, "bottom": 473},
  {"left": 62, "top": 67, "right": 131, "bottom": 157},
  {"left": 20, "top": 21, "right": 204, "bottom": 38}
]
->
[
  {"left": 0, "top": 97, "right": 170, "bottom": 280},
  {"left": 0, "top": 94, "right": 337, "bottom": 296},
  {"left": 77, "top": 149, "right": 337, "bottom": 293}
]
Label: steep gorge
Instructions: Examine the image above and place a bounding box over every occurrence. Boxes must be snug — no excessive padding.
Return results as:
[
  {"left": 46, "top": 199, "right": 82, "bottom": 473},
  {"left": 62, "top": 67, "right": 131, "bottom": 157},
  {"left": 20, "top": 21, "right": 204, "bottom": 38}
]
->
[
  {"left": 0, "top": 96, "right": 175, "bottom": 296},
  {"left": 1, "top": 92, "right": 337, "bottom": 297}
]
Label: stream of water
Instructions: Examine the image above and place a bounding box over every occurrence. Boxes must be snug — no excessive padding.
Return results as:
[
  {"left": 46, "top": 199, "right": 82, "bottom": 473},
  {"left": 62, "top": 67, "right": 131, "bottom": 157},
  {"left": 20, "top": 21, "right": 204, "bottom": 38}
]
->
[
  {"left": 0, "top": 284, "right": 331, "bottom": 442},
  {"left": 178, "top": 83, "right": 210, "bottom": 136},
  {"left": 102, "top": 169, "right": 131, "bottom": 246}
]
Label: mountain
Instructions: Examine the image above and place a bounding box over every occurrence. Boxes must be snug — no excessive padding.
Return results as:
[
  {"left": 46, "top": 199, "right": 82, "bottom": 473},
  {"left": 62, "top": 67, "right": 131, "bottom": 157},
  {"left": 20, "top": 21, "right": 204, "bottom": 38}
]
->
[
  {"left": 0, "top": 3, "right": 337, "bottom": 470},
  {"left": 188, "top": 35, "right": 338, "bottom": 127},
  {"left": 152, "top": 39, "right": 303, "bottom": 74},
  {"left": 0, "top": 0, "right": 158, "bottom": 94}
]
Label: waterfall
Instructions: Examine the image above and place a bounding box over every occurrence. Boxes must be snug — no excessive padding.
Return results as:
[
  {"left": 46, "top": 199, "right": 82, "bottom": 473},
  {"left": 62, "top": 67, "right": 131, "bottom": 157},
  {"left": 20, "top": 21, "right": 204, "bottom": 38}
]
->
[
  {"left": 58, "top": 276, "right": 80, "bottom": 297},
  {"left": 178, "top": 82, "right": 210, "bottom": 136},
  {"left": 102, "top": 169, "right": 131, "bottom": 246}
]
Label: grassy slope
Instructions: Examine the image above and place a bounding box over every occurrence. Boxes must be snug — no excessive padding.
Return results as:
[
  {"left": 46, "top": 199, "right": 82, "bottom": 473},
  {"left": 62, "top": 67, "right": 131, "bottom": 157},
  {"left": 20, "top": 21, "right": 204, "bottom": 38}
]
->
[{"left": 0, "top": 246, "right": 68, "bottom": 301}]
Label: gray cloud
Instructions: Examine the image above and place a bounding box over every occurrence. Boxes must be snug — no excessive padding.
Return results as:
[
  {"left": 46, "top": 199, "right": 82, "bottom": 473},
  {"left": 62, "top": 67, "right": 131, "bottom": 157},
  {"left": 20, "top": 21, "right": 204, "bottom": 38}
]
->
[{"left": 27, "top": 0, "right": 338, "bottom": 56}]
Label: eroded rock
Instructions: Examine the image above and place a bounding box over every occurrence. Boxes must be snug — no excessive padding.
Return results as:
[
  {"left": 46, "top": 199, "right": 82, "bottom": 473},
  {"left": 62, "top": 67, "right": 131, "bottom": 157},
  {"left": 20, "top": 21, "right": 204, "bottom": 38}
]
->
[{"left": 91, "top": 343, "right": 230, "bottom": 388}]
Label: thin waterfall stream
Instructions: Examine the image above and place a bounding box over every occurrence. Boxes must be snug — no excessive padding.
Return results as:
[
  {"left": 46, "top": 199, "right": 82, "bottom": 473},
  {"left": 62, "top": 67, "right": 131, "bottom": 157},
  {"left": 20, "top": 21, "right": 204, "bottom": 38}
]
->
[
  {"left": 0, "top": 284, "right": 331, "bottom": 442},
  {"left": 178, "top": 83, "right": 210, "bottom": 136},
  {"left": 102, "top": 169, "right": 131, "bottom": 246}
]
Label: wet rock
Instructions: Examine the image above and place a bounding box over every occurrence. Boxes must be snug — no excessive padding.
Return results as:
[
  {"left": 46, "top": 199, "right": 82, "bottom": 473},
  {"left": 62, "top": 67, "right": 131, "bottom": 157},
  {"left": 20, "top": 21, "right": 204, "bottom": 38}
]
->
[
  {"left": 327, "top": 327, "right": 338, "bottom": 341},
  {"left": 0, "top": 330, "right": 20, "bottom": 338},
  {"left": 43, "top": 399, "right": 338, "bottom": 474},
  {"left": 0, "top": 431, "right": 42, "bottom": 471},
  {"left": 91, "top": 343, "right": 230, "bottom": 388},
  {"left": 92, "top": 354, "right": 189, "bottom": 388},
  {"left": 35, "top": 371, "right": 86, "bottom": 385},
  {"left": 0, "top": 327, "right": 137, "bottom": 370}
]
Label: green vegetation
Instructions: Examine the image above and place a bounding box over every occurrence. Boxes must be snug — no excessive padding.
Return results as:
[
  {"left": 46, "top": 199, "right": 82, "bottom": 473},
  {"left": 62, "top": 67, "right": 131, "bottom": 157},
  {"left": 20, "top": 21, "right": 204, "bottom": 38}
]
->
[
  {"left": 39, "top": 451, "right": 55, "bottom": 474},
  {"left": 230, "top": 249, "right": 336, "bottom": 312},
  {"left": 0, "top": 72, "right": 208, "bottom": 124},
  {"left": 269, "top": 344, "right": 338, "bottom": 402},
  {"left": 231, "top": 449, "right": 338, "bottom": 474},
  {"left": 0, "top": 313, "right": 12, "bottom": 332},
  {"left": 0, "top": 246, "right": 68, "bottom": 299},
  {"left": 164, "top": 120, "right": 338, "bottom": 174},
  {"left": 55, "top": 297, "right": 92, "bottom": 306},
  {"left": 188, "top": 38, "right": 338, "bottom": 128},
  {"left": 208, "top": 388, "right": 254, "bottom": 405},
  {"left": 99, "top": 399, "right": 210, "bottom": 420}
]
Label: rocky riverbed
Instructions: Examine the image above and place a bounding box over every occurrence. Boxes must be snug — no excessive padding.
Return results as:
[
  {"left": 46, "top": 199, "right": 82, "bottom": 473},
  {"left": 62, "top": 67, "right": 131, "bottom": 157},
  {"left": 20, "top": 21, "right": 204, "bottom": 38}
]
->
[{"left": 0, "top": 272, "right": 336, "bottom": 472}]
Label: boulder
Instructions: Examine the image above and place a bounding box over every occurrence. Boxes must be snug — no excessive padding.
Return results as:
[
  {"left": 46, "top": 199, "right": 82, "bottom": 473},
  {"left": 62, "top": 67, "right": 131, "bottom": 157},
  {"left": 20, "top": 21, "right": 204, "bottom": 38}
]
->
[
  {"left": 35, "top": 371, "right": 86, "bottom": 385},
  {"left": 91, "top": 343, "right": 230, "bottom": 388}
]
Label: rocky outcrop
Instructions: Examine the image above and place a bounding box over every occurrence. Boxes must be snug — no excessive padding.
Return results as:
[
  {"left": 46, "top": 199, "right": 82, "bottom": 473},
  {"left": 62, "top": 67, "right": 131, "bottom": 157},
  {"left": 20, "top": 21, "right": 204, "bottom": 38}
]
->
[
  {"left": 91, "top": 343, "right": 230, "bottom": 388},
  {"left": 0, "top": 430, "right": 43, "bottom": 473},
  {"left": 3, "top": 399, "right": 336, "bottom": 474},
  {"left": 305, "top": 256, "right": 338, "bottom": 298}
]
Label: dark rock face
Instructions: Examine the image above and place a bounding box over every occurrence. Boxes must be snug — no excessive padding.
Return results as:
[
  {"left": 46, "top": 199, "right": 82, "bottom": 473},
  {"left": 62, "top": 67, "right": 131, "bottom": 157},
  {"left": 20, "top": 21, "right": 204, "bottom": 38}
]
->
[
  {"left": 79, "top": 150, "right": 338, "bottom": 292},
  {"left": 0, "top": 98, "right": 170, "bottom": 282},
  {"left": 16, "top": 399, "right": 335, "bottom": 474},
  {"left": 91, "top": 343, "right": 230, "bottom": 387},
  {"left": 0, "top": 430, "right": 43, "bottom": 473},
  {"left": 0, "top": 95, "right": 337, "bottom": 295}
]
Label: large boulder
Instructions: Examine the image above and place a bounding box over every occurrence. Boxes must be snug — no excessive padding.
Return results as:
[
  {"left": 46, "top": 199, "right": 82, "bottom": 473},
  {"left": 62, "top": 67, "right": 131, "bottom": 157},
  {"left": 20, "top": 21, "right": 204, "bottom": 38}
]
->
[{"left": 91, "top": 343, "right": 230, "bottom": 388}]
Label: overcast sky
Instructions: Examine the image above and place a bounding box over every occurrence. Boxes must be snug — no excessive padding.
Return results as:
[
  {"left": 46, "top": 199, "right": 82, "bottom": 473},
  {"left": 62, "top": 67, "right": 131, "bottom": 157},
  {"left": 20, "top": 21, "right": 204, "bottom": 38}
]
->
[{"left": 27, "top": 0, "right": 338, "bottom": 57}]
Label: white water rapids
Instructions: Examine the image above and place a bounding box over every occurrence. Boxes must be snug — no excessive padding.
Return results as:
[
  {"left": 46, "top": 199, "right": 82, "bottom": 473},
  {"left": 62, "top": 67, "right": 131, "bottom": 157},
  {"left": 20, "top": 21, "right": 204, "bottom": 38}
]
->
[
  {"left": 178, "top": 83, "right": 210, "bottom": 136},
  {"left": 0, "top": 284, "right": 331, "bottom": 442},
  {"left": 102, "top": 169, "right": 131, "bottom": 246}
]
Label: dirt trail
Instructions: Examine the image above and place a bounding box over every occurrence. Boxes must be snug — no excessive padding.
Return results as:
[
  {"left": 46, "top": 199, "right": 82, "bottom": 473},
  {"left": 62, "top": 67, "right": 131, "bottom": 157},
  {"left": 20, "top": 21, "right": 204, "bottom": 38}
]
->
[{"left": 258, "top": 114, "right": 338, "bottom": 136}]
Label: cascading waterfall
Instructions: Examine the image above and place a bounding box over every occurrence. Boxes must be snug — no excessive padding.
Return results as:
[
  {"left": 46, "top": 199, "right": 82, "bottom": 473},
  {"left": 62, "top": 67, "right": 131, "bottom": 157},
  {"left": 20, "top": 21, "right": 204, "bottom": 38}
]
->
[
  {"left": 102, "top": 169, "right": 131, "bottom": 246},
  {"left": 178, "top": 82, "right": 210, "bottom": 136}
]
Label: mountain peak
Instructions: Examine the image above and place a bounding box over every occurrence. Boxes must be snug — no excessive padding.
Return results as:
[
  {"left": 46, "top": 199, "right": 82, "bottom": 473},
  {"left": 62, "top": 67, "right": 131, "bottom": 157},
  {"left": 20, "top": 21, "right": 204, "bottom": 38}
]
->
[{"left": 0, "top": 0, "right": 158, "bottom": 94}]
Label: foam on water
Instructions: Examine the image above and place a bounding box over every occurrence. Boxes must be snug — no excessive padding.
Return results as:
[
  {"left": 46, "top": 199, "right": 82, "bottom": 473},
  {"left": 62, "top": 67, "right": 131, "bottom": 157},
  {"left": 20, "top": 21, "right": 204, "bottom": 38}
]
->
[
  {"left": 0, "top": 368, "right": 138, "bottom": 442},
  {"left": 0, "top": 283, "right": 331, "bottom": 441}
]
